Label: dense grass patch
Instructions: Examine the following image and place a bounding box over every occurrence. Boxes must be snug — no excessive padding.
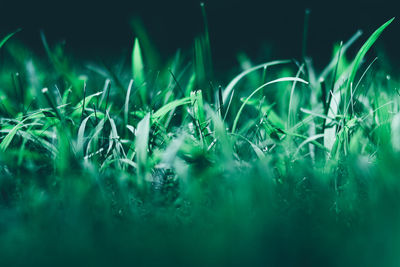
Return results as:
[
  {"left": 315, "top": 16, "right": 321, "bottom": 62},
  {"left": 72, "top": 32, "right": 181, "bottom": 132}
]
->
[{"left": 0, "top": 13, "right": 399, "bottom": 266}]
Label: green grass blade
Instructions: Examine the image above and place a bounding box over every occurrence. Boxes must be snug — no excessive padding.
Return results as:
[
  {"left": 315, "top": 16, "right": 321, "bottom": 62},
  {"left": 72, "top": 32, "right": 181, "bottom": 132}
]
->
[
  {"left": 232, "top": 77, "right": 308, "bottom": 134},
  {"left": 132, "top": 38, "right": 146, "bottom": 104},
  {"left": 345, "top": 18, "right": 394, "bottom": 115},
  {"left": 294, "top": 133, "right": 325, "bottom": 157},
  {"left": 318, "top": 30, "right": 363, "bottom": 80},
  {"left": 124, "top": 79, "right": 134, "bottom": 126},
  {"left": 153, "top": 97, "right": 191, "bottom": 120},
  {"left": 222, "top": 60, "right": 291, "bottom": 103},
  {"left": 287, "top": 64, "right": 305, "bottom": 128},
  {"left": 76, "top": 114, "right": 94, "bottom": 158},
  {"left": 135, "top": 113, "right": 151, "bottom": 181},
  {"left": 130, "top": 17, "right": 161, "bottom": 69},
  {"left": 0, "top": 29, "right": 21, "bottom": 50},
  {"left": 72, "top": 92, "right": 102, "bottom": 118},
  {"left": 1, "top": 123, "right": 25, "bottom": 152}
]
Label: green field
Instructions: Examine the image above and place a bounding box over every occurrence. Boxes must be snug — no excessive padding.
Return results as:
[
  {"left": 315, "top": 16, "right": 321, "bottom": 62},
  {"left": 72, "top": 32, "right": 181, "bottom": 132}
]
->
[{"left": 0, "top": 13, "right": 399, "bottom": 267}]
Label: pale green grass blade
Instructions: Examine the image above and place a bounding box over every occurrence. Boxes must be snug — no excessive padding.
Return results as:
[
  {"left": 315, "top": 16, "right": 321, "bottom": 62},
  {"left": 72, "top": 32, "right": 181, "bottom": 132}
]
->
[
  {"left": 153, "top": 97, "right": 191, "bottom": 120},
  {"left": 232, "top": 77, "right": 308, "bottom": 134},
  {"left": 231, "top": 133, "right": 265, "bottom": 160},
  {"left": 391, "top": 113, "right": 400, "bottom": 152},
  {"left": 300, "top": 108, "right": 337, "bottom": 123},
  {"left": 345, "top": 18, "right": 394, "bottom": 114},
  {"left": 132, "top": 38, "right": 146, "bottom": 104},
  {"left": 76, "top": 114, "right": 94, "bottom": 157},
  {"left": 135, "top": 113, "right": 151, "bottom": 181},
  {"left": 130, "top": 17, "right": 161, "bottom": 68},
  {"left": 287, "top": 64, "right": 305, "bottom": 128},
  {"left": 1, "top": 123, "right": 25, "bottom": 151},
  {"left": 190, "top": 90, "right": 211, "bottom": 146},
  {"left": 85, "top": 118, "right": 105, "bottom": 159},
  {"left": 124, "top": 79, "right": 134, "bottom": 126},
  {"left": 71, "top": 92, "right": 102, "bottom": 117},
  {"left": 222, "top": 59, "right": 291, "bottom": 102},
  {"left": 294, "top": 133, "right": 325, "bottom": 157},
  {"left": 318, "top": 30, "right": 363, "bottom": 80},
  {"left": 205, "top": 105, "right": 234, "bottom": 161},
  {"left": 190, "top": 90, "right": 206, "bottom": 126},
  {"left": 0, "top": 111, "right": 46, "bottom": 151}
]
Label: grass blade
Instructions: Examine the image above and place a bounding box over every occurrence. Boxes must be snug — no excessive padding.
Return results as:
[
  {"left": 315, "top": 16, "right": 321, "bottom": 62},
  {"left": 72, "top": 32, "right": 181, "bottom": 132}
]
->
[
  {"left": 132, "top": 38, "right": 146, "bottom": 104},
  {"left": 222, "top": 59, "right": 291, "bottom": 103},
  {"left": 124, "top": 79, "right": 134, "bottom": 126},
  {"left": 232, "top": 77, "right": 308, "bottom": 134},
  {"left": 345, "top": 18, "right": 394, "bottom": 116},
  {"left": 153, "top": 97, "right": 191, "bottom": 120},
  {"left": 0, "top": 29, "right": 21, "bottom": 50},
  {"left": 135, "top": 113, "right": 151, "bottom": 182}
]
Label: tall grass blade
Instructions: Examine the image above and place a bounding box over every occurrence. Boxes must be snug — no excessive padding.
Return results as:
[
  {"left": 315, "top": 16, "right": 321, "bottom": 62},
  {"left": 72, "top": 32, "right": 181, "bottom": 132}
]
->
[
  {"left": 345, "top": 18, "right": 394, "bottom": 116},
  {"left": 232, "top": 77, "right": 308, "bottom": 134},
  {"left": 135, "top": 113, "right": 151, "bottom": 182},
  {"left": 222, "top": 60, "right": 291, "bottom": 103},
  {"left": 132, "top": 38, "right": 146, "bottom": 104},
  {"left": 124, "top": 79, "right": 134, "bottom": 126}
]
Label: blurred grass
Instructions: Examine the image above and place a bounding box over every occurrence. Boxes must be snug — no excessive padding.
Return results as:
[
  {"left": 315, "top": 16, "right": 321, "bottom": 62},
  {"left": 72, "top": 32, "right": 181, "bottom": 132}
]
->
[{"left": 0, "top": 12, "right": 399, "bottom": 267}]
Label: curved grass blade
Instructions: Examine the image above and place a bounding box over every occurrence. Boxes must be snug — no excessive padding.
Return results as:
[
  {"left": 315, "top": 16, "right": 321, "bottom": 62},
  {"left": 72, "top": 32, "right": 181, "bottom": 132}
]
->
[
  {"left": 222, "top": 59, "right": 291, "bottom": 102},
  {"left": 232, "top": 77, "right": 308, "bottom": 134},
  {"left": 153, "top": 97, "right": 191, "bottom": 120},
  {"left": 318, "top": 30, "right": 363, "bottom": 80},
  {"left": 76, "top": 113, "right": 94, "bottom": 157},
  {"left": 0, "top": 29, "right": 21, "bottom": 50},
  {"left": 294, "top": 133, "right": 325, "bottom": 157},
  {"left": 231, "top": 133, "right": 265, "bottom": 160},
  {"left": 345, "top": 18, "right": 394, "bottom": 115}
]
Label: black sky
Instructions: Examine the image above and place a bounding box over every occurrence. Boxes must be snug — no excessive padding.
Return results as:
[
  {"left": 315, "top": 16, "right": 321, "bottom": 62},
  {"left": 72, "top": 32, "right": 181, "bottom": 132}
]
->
[{"left": 0, "top": 0, "right": 398, "bottom": 70}]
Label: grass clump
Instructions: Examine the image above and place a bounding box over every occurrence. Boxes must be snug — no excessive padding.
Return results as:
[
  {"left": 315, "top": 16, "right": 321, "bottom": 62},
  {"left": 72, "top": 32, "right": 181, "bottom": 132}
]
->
[{"left": 0, "top": 11, "right": 399, "bottom": 267}]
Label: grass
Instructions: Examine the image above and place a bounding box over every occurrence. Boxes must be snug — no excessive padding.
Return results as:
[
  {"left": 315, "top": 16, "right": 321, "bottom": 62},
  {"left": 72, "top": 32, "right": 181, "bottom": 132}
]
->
[{"left": 0, "top": 8, "right": 399, "bottom": 266}]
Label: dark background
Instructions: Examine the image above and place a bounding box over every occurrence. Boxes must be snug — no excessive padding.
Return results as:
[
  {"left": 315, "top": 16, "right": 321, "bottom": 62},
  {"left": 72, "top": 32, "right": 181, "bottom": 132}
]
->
[{"left": 0, "top": 0, "right": 398, "bottom": 71}]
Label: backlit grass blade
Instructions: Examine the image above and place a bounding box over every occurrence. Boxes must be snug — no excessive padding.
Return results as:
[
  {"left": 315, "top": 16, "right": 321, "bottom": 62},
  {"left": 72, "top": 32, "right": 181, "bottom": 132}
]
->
[
  {"left": 132, "top": 38, "right": 146, "bottom": 105},
  {"left": 231, "top": 133, "right": 265, "bottom": 160},
  {"left": 85, "top": 118, "right": 105, "bottom": 160},
  {"left": 190, "top": 90, "right": 206, "bottom": 126},
  {"left": 76, "top": 114, "right": 94, "bottom": 158},
  {"left": 135, "top": 113, "right": 151, "bottom": 182},
  {"left": 391, "top": 113, "right": 400, "bottom": 152},
  {"left": 222, "top": 60, "right": 291, "bottom": 103},
  {"left": 232, "top": 77, "right": 308, "bottom": 134},
  {"left": 318, "top": 30, "right": 363, "bottom": 80},
  {"left": 0, "top": 29, "right": 21, "bottom": 50},
  {"left": 130, "top": 17, "right": 161, "bottom": 69},
  {"left": 71, "top": 92, "right": 102, "bottom": 118},
  {"left": 124, "top": 79, "right": 134, "bottom": 126},
  {"left": 1, "top": 122, "right": 35, "bottom": 152},
  {"left": 294, "top": 133, "right": 325, "bottom": 157},
  {"left": 1, "top": 111, "right": 45, "bottom": 151},
  {"left": 153, "top": 97, "right": 191, "bottom": 120},
  {"left": 287, "top": 64, "right": 305, "bottom": 128},
  {"left": 345, "top": 18, "right": 394, "bottom": 116}
]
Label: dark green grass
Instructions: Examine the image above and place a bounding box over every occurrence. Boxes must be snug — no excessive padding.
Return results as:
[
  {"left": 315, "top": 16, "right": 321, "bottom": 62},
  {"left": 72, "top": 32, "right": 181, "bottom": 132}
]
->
[{"left": 0, "top": 12, "right": 399, "bottom": 266}]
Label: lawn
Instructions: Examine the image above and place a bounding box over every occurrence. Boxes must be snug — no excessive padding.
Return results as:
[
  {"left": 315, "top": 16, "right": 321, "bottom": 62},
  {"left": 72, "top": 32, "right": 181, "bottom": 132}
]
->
[{"left": 0, "top": 8, "right": 399, "bottom": 267}]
